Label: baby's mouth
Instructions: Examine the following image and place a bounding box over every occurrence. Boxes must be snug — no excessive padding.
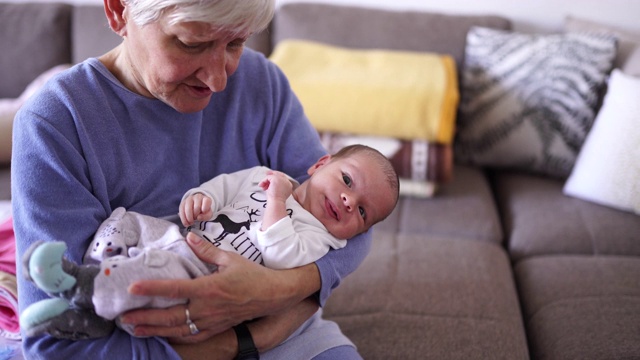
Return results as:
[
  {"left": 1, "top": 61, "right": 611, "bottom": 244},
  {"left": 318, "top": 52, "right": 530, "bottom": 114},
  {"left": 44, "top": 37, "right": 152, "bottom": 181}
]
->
[{"left": 325, "top": 198, "right": 339, "bottom": 221}]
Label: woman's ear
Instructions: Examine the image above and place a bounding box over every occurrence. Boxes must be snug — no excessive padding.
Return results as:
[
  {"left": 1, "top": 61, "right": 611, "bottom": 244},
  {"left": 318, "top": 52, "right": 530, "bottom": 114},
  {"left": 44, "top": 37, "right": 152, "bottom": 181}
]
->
[
  {"left": 307, "top": 154, "right": 331, "bottom": 175},
  {"left": 104, "top": 0, "right": 127, "bottom": 36}
]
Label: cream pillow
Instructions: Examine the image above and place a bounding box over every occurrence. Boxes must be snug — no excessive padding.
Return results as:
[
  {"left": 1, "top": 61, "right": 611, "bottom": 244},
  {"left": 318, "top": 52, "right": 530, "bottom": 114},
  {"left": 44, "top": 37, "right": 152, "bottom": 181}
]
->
[
  {"left": 563, "top": 70, "right": 640, "bottom": 214},
  {"left": 0, "top": 64, "right": 71, "bottom": 163}
]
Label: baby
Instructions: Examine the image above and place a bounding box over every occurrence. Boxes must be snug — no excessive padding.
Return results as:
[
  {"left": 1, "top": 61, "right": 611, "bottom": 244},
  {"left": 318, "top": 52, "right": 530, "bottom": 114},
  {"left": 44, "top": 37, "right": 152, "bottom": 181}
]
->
[{"left": 21, "top": 144, "right": 399, "bottom": 340}]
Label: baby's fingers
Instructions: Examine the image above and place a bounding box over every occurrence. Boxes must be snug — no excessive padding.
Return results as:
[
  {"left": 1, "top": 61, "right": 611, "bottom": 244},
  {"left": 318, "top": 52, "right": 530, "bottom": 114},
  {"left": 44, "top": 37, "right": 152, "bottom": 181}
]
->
[
  {"left": 179, "top": 197, "right": 195, "bottom": 226},
  {"left": 195, "top": 196, "right": 213, "bottom": 220}
]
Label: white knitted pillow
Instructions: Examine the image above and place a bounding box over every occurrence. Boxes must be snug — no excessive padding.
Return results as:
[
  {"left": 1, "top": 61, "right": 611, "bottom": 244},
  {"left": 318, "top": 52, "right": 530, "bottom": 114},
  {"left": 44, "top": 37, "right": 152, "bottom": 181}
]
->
[{"left": 563, "top": 70, "right": 640, "bottom": 214}]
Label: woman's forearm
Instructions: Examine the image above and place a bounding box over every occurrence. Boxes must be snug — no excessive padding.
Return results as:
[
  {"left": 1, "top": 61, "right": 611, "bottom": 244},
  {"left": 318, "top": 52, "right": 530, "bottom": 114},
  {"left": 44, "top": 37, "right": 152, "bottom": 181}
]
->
[
  {"left": 173, "top": 298, "right": 320, "bottom": 359},
  {"left": 271, "top": 262, "right": 321, "bottom": 308}
]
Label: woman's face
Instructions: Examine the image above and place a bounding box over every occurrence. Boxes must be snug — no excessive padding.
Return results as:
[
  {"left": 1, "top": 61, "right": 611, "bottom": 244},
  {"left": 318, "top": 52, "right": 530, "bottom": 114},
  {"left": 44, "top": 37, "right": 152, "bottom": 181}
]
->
[{"left": 121, "top": 13, "right": 248, "bottom": 113}]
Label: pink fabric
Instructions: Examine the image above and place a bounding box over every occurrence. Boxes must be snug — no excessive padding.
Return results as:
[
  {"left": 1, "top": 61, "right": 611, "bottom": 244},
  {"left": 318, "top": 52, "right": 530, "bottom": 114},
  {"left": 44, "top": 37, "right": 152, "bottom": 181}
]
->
[
  {"left": 0, "top": 271, "right": 19, "bottom": 336},
  {"left": 0, "top": 217, "right": 19, "bottom": 338},
  {"left": 0, "top": 217, "right": 15, "bottom": 276}
]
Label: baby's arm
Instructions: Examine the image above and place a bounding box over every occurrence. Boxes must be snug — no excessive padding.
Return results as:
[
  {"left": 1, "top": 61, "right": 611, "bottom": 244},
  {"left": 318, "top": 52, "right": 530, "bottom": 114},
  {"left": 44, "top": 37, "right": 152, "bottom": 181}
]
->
[
  {"left": 258, "top": 170, "right": 293, "bottom": 231},
  {"left": 179, "top": 192, "right": 214, "bottom": 227}
]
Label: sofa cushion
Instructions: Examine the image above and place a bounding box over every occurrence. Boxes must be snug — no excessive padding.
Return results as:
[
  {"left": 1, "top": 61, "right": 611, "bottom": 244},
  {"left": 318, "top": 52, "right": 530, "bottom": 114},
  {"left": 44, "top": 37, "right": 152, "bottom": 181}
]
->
[
  {"left": 0, "top": 167, "right": 9, "bottom": 200},
  {"left": 565, "top": 15, "right": 640, "bottom": 76},
  {"left": 72, "top": 5, "right": 122, "bottom": 63},
  {"left": 272, "top": 3, "right": 511, "bottom": 68},
  {"left": 492, "top": 171, "right": 640, "bottom": 262},
  {"left": 455, "top": 27, "right": 617, "bottom": 179},
  {"left": 0, "top": 64, "right": 71, "bottom": 165},
  {"left": 381, "top": 165, "right": 503, "bottom": 244},
  {"left": 515, "top": 256, "right": 640, "bottom": 359},
  {"left": 0, "top": 3, "right": 72, "bottom": 98},
  {"left": 325, "top": 232, "right": 529, "bottom": 359},
  {"left": 564, "top": 70, "right": 640, "bottom": 214}
]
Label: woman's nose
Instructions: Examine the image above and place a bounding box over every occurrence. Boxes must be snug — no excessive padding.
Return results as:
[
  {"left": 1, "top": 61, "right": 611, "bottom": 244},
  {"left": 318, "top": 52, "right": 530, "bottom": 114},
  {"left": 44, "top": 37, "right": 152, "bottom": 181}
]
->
[{"left": 198, "top": 49, "right": 228, "bottom": 92}]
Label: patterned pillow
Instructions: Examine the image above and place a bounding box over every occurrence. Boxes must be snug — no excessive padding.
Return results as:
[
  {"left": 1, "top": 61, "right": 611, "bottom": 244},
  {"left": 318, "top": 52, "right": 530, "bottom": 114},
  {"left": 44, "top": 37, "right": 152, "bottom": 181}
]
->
[{"left": 455, "top": 27, "right": 617, "bottom": 178}]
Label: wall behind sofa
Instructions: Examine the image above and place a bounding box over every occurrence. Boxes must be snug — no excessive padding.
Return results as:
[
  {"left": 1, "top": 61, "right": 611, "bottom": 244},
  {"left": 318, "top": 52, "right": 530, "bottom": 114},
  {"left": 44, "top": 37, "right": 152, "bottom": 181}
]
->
[{"left": 5, "top": 0, "right": 640, "bottom": 35}]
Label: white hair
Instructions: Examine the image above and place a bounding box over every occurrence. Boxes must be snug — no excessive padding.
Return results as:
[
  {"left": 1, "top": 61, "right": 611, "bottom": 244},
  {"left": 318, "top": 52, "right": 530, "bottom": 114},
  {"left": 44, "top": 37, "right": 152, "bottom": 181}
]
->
[{"left": 125, "top": 0, "right": 275, "bottom": 36}]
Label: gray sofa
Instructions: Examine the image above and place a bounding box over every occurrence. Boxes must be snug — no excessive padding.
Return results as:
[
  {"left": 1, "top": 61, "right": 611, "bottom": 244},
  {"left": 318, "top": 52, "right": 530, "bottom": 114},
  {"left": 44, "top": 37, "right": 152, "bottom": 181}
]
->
[{"left": 1, "top": 2, "right": 639, "bottom": 359}]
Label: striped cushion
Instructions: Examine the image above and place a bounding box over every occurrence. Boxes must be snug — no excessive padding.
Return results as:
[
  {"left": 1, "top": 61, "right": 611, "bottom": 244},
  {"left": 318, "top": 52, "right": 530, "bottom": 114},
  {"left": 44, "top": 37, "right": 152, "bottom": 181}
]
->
[{"left": 455, "top": 27, "right": 616, "bottom": 178}]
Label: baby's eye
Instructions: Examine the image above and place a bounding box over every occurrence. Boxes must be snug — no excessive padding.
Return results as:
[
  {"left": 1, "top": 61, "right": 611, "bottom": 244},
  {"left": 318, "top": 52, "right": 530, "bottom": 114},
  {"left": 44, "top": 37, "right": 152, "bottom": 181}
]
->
[
  {"left": 359, "top": 207, "right": 366, "bottom": 219},
  {"left": 342, "top": 174, "right": 352, "bottom": 187}
]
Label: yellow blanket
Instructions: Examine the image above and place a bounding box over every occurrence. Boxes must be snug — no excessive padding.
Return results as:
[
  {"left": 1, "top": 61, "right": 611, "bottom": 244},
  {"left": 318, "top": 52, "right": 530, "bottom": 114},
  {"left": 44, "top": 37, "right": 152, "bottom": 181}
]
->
[{"left": 269, "top": 40, "right": 459, "bottom": 143}]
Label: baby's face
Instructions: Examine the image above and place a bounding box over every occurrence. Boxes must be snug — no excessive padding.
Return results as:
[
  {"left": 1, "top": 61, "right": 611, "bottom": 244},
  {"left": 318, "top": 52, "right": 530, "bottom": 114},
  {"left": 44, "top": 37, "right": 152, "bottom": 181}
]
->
[{"left": 297, "top": 153, "right": 396, "bottom": 239}]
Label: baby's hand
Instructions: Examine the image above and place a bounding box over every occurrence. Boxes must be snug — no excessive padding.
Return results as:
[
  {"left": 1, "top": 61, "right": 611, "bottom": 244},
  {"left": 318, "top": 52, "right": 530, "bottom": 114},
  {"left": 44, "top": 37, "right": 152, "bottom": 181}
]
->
[
  {"left": 259, "top": 171, "right": 293, "bottom": 202},
  {"left": 179, "top": 193, "right": 213, "bottom": 227}
]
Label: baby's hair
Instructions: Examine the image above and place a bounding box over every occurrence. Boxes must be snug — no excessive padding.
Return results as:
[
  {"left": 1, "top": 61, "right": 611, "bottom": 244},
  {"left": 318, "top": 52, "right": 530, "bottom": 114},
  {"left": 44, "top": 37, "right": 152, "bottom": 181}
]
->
[{"left": 331, "top": 144, "right": 400, "bottom": 210}]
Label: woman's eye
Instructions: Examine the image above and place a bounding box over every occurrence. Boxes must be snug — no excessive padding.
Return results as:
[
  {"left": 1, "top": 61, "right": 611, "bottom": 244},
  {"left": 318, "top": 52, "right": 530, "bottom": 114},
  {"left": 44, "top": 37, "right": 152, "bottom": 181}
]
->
[
  {"left": 178, "top": 40, "right": 204, "bottom": 51},
  {"left": 228, "top": 40, "right": 246, "bottom": 49},
  {"left": 342, "top": 174, "right": 352, "bottom": 187},
  {"left": 359, "top": 207, "right": 366, "bottom": 219}
]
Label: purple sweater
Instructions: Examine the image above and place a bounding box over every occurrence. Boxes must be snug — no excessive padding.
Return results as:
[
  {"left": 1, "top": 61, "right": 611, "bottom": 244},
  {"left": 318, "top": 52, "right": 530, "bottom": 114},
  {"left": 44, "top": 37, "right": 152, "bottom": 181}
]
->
[{"left": 11, "top": 49, "right": 371, "bottom": 359}]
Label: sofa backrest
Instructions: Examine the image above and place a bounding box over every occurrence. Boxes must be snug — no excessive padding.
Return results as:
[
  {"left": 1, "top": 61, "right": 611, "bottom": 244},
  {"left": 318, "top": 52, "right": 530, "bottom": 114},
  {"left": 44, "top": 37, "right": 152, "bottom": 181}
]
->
[
  {"left": 0, "top": 2, "right": 513, "bottom": 98},
  {"left": 0, "top": 3, "right": 72, "bottom": 98},
  {"left": 271, "top": 3, "right": 512, "bottom": 68},
  {"left": 72, "top": 5, "right": 122, "bottom": 64}
]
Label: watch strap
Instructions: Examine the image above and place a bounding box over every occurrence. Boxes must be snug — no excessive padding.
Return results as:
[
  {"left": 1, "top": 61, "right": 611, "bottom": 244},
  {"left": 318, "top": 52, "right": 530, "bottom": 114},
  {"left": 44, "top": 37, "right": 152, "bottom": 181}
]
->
[{"left": 233, "top": 322, "right": 259, "bottom": 360}]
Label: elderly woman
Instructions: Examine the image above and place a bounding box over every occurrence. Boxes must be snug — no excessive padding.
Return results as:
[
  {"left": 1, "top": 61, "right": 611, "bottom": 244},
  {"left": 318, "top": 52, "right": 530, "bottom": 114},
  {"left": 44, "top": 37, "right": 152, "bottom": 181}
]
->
[{"left": 12, "top": 0, "right": 370, "bottom": 359}]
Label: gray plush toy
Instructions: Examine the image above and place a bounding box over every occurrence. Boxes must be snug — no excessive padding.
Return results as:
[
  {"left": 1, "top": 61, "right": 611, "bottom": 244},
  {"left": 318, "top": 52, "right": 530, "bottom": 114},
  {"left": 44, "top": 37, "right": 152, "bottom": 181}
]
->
[{"left": 20, "top": 207, "right": 212, "bottom": 340}]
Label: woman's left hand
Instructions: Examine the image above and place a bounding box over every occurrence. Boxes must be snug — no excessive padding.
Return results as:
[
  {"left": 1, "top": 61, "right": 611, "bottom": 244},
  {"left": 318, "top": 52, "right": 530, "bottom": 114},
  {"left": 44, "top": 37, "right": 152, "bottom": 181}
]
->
[{"left": 118, "top": 232, "right": 320, "bottom": 341}]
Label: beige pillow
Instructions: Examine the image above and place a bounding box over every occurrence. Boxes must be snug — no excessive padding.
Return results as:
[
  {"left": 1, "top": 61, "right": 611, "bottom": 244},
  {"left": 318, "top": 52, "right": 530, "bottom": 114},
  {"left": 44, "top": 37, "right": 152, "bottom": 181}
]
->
[
  {"left": 565, "top": 16, "right": 640, "bottom": 76},
  {"left": 0, "top": 64, "right": 71, "bottom": 164}
]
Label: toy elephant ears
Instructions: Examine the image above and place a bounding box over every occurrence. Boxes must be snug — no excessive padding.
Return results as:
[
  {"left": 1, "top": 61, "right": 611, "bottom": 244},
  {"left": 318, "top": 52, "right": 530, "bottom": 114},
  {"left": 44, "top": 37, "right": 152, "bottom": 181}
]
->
[
  {"left": 110, "top": 207, "right": 127, "bottom": 220},
  {"left": 22, "top": 240, "right": 45, "bottom": 282}
]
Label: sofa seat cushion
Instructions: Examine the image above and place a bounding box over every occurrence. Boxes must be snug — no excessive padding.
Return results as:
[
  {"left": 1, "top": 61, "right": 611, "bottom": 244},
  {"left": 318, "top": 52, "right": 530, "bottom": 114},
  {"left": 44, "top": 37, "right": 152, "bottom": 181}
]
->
[
  {"left": 492, "top": 171, "right": 640, "bottom": 262},
  {"left": 380, "top": 165, "right": 503, "bottom": 243},
  {"left": 515, "top": 255, "right": 640, "bottom": 360},
  {"left": 324, "top": 232, "right": 529, "bottom": 359}
]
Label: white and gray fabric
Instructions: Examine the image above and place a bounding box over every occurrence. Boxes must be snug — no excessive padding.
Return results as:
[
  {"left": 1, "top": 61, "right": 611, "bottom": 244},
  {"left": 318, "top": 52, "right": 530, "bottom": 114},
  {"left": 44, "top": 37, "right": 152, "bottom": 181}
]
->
[{"left": 455, "top": 27, "right": 616, "bottom": 178}]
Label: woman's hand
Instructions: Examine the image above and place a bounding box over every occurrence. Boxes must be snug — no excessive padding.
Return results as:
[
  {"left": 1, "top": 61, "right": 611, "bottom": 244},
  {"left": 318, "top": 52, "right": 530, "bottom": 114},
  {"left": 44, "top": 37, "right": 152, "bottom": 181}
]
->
[
  {"left": 118, "top": 232, "right": 321, "bottom": 340},
  {"left": 171, "top": 298, "right": 320, "bottom": 359}
]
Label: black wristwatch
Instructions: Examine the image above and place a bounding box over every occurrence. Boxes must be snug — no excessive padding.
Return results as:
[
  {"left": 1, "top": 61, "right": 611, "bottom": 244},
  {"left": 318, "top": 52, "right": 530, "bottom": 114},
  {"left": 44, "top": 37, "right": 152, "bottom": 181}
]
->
[{"left": 233, "top": 322, "right": 259, "bottom": 360}]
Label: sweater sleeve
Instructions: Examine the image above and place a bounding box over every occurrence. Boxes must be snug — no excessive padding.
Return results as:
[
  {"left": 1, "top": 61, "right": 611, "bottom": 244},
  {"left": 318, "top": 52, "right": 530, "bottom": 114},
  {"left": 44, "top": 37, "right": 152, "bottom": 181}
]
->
[
  {"left": 258, "top": 56, "right": 373, "bottom": 306},
  {"left": 11, "top": 70, "right": 183, "bottom": 360},
  {"left": 315, "top": 231, "right": 372, "bottom": 306}
]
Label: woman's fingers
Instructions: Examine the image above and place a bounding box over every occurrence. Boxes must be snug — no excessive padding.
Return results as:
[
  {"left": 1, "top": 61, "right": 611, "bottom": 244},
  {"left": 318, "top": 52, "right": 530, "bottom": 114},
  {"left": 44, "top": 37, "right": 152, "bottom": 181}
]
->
[
  {"left": 128, "top": 277, "right": 199, "bottom": 299},
  {"left": 185, "top": 232, "right": 227, "bottom": 264}
]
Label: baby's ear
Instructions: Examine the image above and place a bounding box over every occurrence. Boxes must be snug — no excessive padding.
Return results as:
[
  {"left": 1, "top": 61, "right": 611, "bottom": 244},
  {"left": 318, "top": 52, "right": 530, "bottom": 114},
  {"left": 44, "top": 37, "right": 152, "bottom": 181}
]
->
[{"left": 308, "top": 154, "right": 332, "bottom": 175}]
